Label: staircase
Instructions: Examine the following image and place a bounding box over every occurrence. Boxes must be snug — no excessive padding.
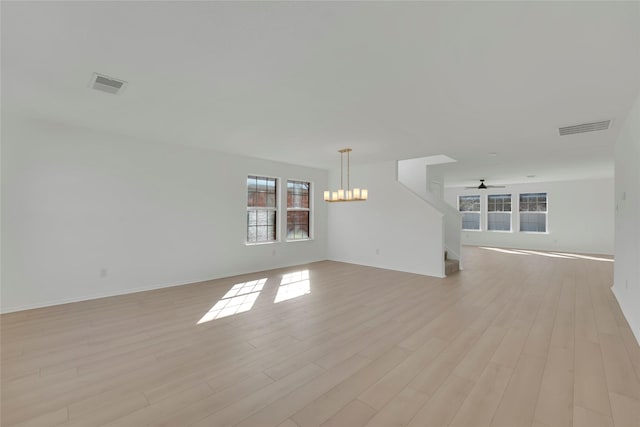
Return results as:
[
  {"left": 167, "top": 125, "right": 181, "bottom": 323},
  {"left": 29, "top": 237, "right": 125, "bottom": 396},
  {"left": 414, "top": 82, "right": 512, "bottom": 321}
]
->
[
  {"left": 397, "top": 156, "right": 463, "bottom": 279},
  {"left": 444, "top": 251, "right": 460, "bottom": 276}
]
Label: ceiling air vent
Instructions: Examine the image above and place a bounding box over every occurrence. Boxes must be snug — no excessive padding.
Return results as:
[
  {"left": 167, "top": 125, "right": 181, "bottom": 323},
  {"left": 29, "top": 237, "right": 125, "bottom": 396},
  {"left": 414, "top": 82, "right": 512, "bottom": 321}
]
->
[
  {"left": 89, "top": 73, "right": 127, "bottom": 95},
  {"left": 559, "top": 120, "right": 611, "bottom": 136}
]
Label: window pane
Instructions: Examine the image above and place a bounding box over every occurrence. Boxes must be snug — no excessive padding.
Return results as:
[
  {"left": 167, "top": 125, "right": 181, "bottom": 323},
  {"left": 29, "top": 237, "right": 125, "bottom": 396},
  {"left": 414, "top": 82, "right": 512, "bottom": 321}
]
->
[
  {"left": 247, "top": 176, "right": 277, "bottom": 243},
  {"left": 287, "top": 211, "right": 309, "bottom": 240},
  {"left": 248, "top": 176, "right": 277, "bottom": 208},
  {"left": 287, "top": 180, "right": 311, "bottom": 240},
  {"left": 462, "top": 212, "right": 480, "bottom": 230},
  {"left": 459, "top": 195, "right": 480, "bottom": 212},
  {"left": 257, "top": 210, "right": 267, "bottom": 226},
  {"left": 488, "top": 212, "right": 511, "bottom": 231},
  {"left": 247, "top": 176, "right": 257, "bottom": 192},
  {"left": 488, "top": 194, "right": 511, "bottom": 213},
  {"left": 265, "top": 193, "right": 274, "bottom": 208},
  {"left": 520, "top": 212, "right": 546, "bottom": 232},
  {"left": 287, "top": 180, "right": 310, "bottom": 209},
  {"left": 257, "top": 226, "right": 267, "bottom": 241},
  {"left": 520, "top": 193, "right": 547, "bottom": 212}
]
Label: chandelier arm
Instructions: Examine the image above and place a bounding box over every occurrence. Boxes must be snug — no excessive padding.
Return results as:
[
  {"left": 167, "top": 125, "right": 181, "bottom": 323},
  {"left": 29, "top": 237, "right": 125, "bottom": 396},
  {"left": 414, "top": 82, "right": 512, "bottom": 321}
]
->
[
  {"left": 340, "top": 151, "right": 344, "bottom": 190},
  {"left": 347, "top": 149, "right": 350, "bottom": 191}
]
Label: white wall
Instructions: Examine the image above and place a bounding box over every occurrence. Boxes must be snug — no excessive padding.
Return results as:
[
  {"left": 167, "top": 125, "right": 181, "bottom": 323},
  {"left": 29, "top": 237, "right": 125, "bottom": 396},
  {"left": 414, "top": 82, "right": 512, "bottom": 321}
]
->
[
  {"left": 1, "top": 114, "right": 328, "bottom": 312},
  {"left": 397, "top": 159, "right": 462, "bottom": 262},
  {"left": 328, "top": 161, "right": 445, "bottom": 277},
  {"left": 444, "top": 178, "right": 614, "bottom": 255},
  {"left": 613, "top": 94, "right": 640, "bottom": 343}
]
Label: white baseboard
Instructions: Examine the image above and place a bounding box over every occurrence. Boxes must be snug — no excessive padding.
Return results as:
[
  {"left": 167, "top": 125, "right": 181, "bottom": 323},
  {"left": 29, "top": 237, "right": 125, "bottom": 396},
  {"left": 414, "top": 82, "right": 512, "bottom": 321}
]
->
[
  {"left": 0, "top": 278, "right": 212, "bottom": 314},
  {"left": 1, "top": 259, "right": 328, "bottom": 314}
]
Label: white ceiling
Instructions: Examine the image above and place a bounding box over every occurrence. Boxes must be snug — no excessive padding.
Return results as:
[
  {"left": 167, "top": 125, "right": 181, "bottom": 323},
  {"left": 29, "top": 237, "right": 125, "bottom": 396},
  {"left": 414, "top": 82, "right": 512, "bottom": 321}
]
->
[{"left": 2, "top": 1, "right": 639, "bottom": 187}]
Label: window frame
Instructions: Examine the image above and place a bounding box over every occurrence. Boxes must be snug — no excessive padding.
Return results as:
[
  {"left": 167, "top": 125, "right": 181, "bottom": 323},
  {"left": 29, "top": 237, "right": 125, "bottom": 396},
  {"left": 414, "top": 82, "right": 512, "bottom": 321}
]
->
[
  {"left": 458, "top": 195, "right": 482, "bottom": 231},
  {"left": 246, "top": 174, "right": 279, "bottom": 245},
  {"left": 487, "top": 193, "right": 512, "bottom": 232},
  {"left": 286, "top": 179, "right": 313, "bottom": 242},
  {"left": 518, "top": 192, "right": 548, "bottom": 234}
]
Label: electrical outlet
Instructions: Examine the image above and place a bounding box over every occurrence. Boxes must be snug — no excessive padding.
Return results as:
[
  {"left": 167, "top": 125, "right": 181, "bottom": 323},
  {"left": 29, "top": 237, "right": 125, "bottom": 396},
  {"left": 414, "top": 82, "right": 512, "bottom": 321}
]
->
[
  {"left": 272, "top": 249, "right": 276, "bottom": 256},
  {"left": 375, "top": 248, "right": 380, "bottom": 255},
  {"left": 100, "top": 268, "right": 108, "bottom": 278},
  {"left": 626, "top": 279, "right": 629, "bottom": 290}
]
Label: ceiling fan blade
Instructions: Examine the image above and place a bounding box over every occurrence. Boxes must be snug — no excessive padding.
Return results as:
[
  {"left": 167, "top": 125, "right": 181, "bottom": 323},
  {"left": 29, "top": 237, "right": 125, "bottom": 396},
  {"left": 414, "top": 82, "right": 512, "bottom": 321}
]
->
[{"left": 486, "top": 185, "right": 506, "bottom": 188}]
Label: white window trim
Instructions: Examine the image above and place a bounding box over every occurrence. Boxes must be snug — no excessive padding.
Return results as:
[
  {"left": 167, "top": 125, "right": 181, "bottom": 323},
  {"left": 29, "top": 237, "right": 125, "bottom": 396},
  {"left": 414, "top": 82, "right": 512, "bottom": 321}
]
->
[
  {"left": 286, "top": 179, "right": 313, "bottom": 242},
  {"left": 246, "top": 174, "right": 280, "bottom": 245},
  {"left": 487, "top": 194, "right": 513, "bottom": 232},
  {"left": 517, "top": 192, "right": 549, "bottom": 234},
  {"left": 459, "top": 195, "right": 482, "bottom": 231}
]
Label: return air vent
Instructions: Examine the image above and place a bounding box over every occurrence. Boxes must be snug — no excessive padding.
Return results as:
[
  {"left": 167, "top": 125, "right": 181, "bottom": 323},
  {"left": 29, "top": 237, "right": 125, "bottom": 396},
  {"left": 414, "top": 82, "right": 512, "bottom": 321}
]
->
[
  {"left": 89, "top": 73, "right": 127, "bottom": 95},
  {"left": 559, "top": 120, "right": 611, "bottom": 136}
]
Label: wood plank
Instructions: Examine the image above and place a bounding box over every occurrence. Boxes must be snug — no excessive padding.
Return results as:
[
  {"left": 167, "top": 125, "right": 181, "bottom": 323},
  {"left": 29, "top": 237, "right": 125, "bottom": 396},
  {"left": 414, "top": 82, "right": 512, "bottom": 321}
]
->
[
  {"left": 362, "top": 388, "right": 430, "bottom": 427},
  {"left": 449, "top": 362, "right": 513, "bottom": 427},
  {"left": 608, "top": 392, "right": 640, "bottom": 427},
  {"left": 534, "top": 346, "right": 574, "bottom": 427},
  {"left": 573, "top": 405, "right": 613, "bottom": 427},
  {"left": 153, "top": 372, "right": 274, "bottom": 426},
  {"left": 358, "top": 337, "right": 447, "bottom": 410},
  {"left": 190, "top": 363, "right": 324, "bottom": 427},
  {"left": 490, "top": 355, "right": 547, "bottom": 427},
  {"left": 232, "top": 354, "right": 372, "bottom": 427},
  {"left": 319, "top": 400, "right": 376, "bottom": 427},
  {"left": 291, "top": 346, "right": 408, "bottom": 427},
  {"left": 103, "top": 382, "right": 212, "bottom": 427},
  {"left": 406, "top": 374, "right": 474, "bottom": 427},
  {"left": 574, "top": 338, "right": 613, "bottom": 418},
  {"left": 599, "top": 333, "right": 640, "bottom": 400}
]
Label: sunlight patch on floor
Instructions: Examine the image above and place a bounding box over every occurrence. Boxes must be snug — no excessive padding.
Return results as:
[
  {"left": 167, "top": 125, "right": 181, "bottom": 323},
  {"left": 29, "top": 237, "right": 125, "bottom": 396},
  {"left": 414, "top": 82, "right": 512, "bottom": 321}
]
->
[
  {"left": 479, "top": 247, "right": 613, "bottom": 262},
  {"left": 551, "top": 252, "right": 614, "bottom": 262},
  {"left": 275, "top": 270, "right": 310, "bottom": 303},
  {"left": 479, "top": 247, "right": 531, "bottom": 255},
  {"left": 197, "top": 278, "right": 267, "bottom": 324},
  {"left": 517, "top": 249, "right": 574, "bottom": 259}
]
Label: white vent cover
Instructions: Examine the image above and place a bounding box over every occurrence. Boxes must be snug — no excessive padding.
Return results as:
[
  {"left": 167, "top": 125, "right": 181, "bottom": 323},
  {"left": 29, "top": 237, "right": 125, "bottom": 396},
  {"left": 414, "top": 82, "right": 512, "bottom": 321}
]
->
[
  {"left": 89, "top": 73, "right": 127, "bottom": 94},
  {"left": 559, "top": 120, "right": 611, "bottom": 136}
]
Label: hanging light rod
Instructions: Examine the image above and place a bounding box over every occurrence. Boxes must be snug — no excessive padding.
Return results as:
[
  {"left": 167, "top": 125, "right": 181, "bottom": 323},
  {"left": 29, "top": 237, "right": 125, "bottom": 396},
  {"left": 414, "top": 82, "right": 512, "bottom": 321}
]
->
[{"left": 324, "top": 148, "right": 368, "bottom": 202}]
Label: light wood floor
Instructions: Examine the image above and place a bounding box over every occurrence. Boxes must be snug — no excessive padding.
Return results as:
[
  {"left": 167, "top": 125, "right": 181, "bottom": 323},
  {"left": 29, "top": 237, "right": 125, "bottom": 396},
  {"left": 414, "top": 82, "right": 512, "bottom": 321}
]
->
[{"left": 2, "top": 246, "right": 640, "bottom": 427}]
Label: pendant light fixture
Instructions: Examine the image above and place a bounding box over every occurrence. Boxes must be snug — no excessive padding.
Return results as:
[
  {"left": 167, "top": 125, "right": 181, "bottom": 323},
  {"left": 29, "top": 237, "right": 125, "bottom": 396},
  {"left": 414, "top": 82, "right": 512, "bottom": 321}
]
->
[{"left": 324, "top": 148, "right": 368, "bottom": 202}]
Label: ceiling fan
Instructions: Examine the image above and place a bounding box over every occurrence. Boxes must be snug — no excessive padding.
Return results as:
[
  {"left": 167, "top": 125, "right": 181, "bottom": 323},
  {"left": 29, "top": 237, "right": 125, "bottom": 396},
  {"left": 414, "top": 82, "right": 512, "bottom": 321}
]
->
[{"left": 465, "top": 179, "right": 506, "bottom": 190}]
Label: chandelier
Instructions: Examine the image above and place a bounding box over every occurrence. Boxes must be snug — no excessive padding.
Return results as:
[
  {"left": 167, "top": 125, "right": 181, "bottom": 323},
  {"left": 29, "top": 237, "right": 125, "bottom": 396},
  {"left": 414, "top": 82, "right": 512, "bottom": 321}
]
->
[{"left": 324, "top": 148, "right": 368, "bottom": 202}]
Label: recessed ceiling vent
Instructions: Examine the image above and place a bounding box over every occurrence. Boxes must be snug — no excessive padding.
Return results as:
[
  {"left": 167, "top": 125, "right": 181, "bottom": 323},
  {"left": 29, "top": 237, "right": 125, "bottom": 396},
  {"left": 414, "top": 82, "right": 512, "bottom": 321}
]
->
[
  {"left": 559, "top": 120, "right": 611, "bottom": 136},
  {"left": 89, "top": 73, "right": 127, "bottom": 95}
]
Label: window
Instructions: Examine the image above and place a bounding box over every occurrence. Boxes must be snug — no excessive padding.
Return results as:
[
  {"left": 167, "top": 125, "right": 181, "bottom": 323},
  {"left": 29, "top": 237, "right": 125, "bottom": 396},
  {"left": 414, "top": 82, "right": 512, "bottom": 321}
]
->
[
  {"left": 488, "top": 194, "right": 512, "bottom": 231},
  {"left": 520, "top": 192, "right": 547, "bottom": 232},
  {"left": 287, "top": 180, "right": 311, "bottom": 240},
  {"left": 459, "top": 195, "right": 481, "bottom": 230},
  {"left": 247, "top": 175, "right": 277, "bottom": 243}
]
